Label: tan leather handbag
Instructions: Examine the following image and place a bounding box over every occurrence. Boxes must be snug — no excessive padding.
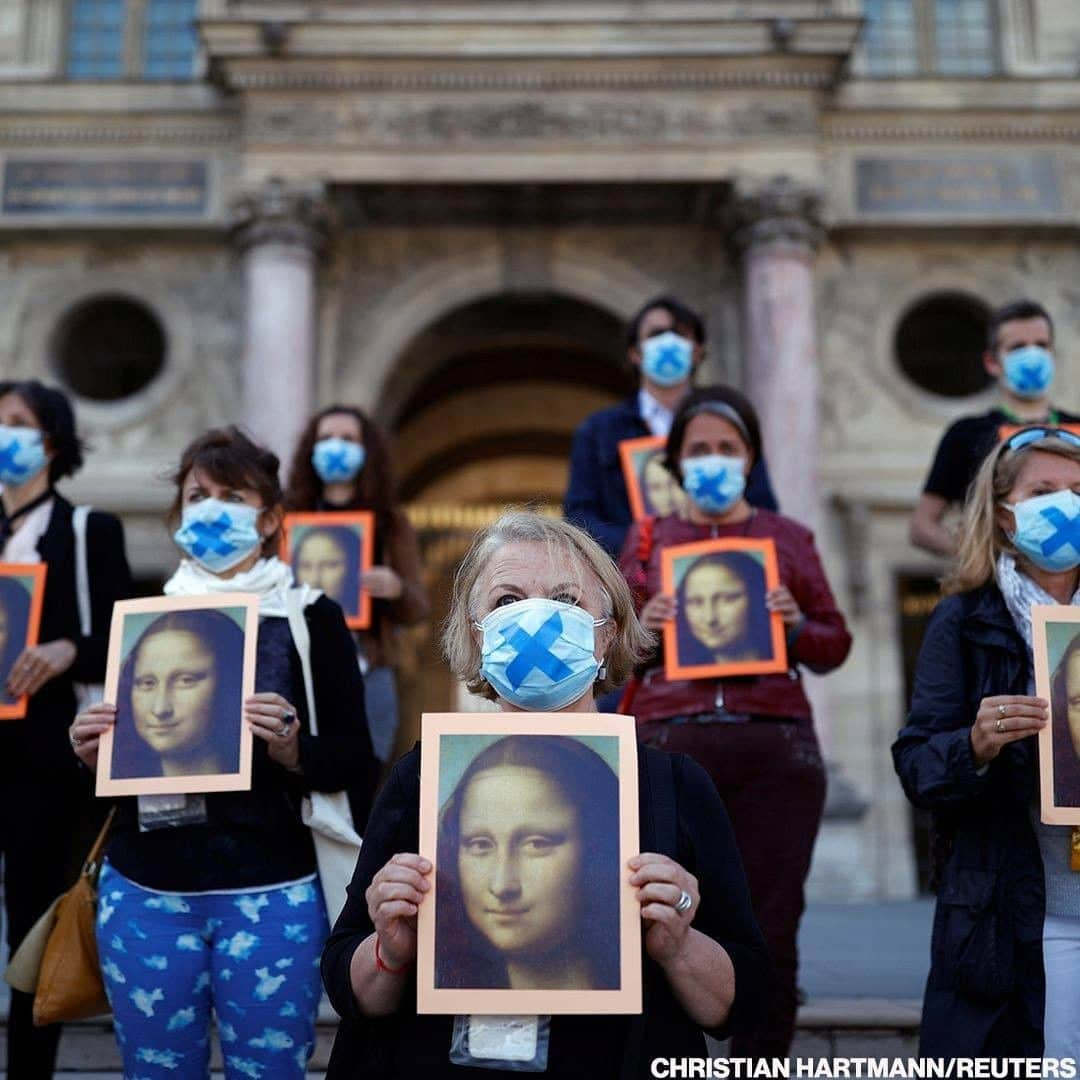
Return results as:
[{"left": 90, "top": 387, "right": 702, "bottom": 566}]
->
[{"left": 32, "top": 808, "right": 115, "bottom": 1026}]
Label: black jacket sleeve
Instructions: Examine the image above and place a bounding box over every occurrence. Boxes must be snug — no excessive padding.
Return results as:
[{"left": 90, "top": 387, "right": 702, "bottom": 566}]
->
[
  {"left": 322, "top": 748, "right": 420, "bottom": 1024},
  {"left": 296, "top": 595, "right": 379, "bottom": 829},
  {"left": 675, "top": 754, "right": 773, "bottom": 1040},
  {"left": 70, "top": 510, "right": 133, "bottom": 683},
  {"left": 892, "top": 597, "right": 993, "bottom": 809}
]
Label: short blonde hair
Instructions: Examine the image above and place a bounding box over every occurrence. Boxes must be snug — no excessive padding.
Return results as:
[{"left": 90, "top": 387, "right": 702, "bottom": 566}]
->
[
  {"left": 442, "top": 510, "right": 653, "bottom": 701},
  {"left": 944, "top": 430, "right": 1080, "bottom": 595}
]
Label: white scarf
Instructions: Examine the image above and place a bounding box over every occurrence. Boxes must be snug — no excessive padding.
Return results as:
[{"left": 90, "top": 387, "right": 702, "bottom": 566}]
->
[
  {"left": 996, "top": 552, "right": 1080, "bottom": 650},
  {"left": 164, "top": 556, "right": 320, "bottom": 617}
]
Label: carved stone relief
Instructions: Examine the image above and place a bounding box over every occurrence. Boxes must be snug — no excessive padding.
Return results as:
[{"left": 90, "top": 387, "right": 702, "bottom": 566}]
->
[{"left": 246, "top": 97, "right": 817, "bottom": 147}]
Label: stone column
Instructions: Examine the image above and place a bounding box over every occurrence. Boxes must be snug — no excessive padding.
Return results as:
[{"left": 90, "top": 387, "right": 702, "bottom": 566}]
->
[
  {"left": 729, "top": 179, "right": 866, "bottom": 839},
  {"left": 230, "top": 178, "right": 330, "bottom": 469},
  {"left": 730, "top": 178, "right": 824, "bottom": 535}
]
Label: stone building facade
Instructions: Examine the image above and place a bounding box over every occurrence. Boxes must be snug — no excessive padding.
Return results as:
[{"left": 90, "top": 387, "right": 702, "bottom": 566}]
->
[{"left": 2, "top": 0, "right": 1079, "bottom": 900}]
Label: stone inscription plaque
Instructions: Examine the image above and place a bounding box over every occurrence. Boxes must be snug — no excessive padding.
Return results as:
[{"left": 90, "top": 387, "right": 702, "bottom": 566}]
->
[
  {"left": 3, "top": 160, "right": 208, "bottom": 216},
  {"left": 855, "top": 156, "right": 1060, "bottom": 217}
]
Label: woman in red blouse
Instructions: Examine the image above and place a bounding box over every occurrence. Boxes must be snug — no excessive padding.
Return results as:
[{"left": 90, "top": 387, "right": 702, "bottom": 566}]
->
[{"left": 619, "top": 385, "right": 852, "bottom": 1058}]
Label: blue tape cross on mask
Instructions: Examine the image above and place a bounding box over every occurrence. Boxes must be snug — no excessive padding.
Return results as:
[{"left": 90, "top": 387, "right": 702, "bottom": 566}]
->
[
  {"left": 185, "top": 513, "right": 241, "bottom": 560},
  {"left": 0, "top": 439, "right": 27, "bottom": 480},
  {"left": 320, "top": 447, "right": 352, "bottom": 475},
  {"left": 1038, "top": 506, "right": 1080, "bottom": 558},
  {"left": 502, "top": 611, "right": 574, "bottom": 690},
  {"left": 650, "top": 339, "right": 690, "bottom": 380},
  {"left": 1012, "top": 360, "right": 1050, "bottom": 395},
  {"left": 687, "top": 466, "right": 732, "bottom": 505}
]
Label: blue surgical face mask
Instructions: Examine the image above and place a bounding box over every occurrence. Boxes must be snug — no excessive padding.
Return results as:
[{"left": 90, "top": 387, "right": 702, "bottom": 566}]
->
[
  {"left": 173, "top": 498, "right": 263, "bottom": 574},
  {"left": 0, "top": 425, "right": 48, "bottom": 488},
  {"left": 1004, "top": 488, "right": 1080, "bottom": 573},
  {"left": 681, "top": 454, "right": 747, "bottom": 515},
  {"left": 312, "top": 437, "right": 365, "bottom": 485},
  {"left": 1002, "top": 345, "right": 1055, "bottom": 399},
  {"left": 641, "top": 331, "right": 694, "bottom": 388},
  {"left": 475, "top": 597, "right": 607, "bottom": 711}
]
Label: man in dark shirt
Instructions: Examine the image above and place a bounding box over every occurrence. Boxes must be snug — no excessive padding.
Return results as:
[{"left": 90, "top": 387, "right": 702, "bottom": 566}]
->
[
  {"left": 564, "top": 295, "right": 778, "bottom": 558},
  {"left": 911, "top": 298, "right": 1080, "bottom": 556}
]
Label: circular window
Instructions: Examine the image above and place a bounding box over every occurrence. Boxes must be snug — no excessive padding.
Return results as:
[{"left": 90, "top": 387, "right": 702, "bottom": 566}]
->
[
  {"left": 54, "top": 295, "right": 166, "bottom": 401},
  {"left": 894, "top": 293, "right": 993, "bottom": 398}
]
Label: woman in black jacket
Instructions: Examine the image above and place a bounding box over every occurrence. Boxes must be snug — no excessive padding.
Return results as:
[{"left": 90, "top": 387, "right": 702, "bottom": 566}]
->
[
  {"left": 0, "top": 380, "right": 133, "bottom": 1079},
  {"left": 893, "top": 426, "right": 1080, "bottom": 1059},
  {"left": 70, "top": 427, "right": 377, "bottom": 1080},
  {"left": 321, "top": 511, "right": 772, "bottom": 1079}
]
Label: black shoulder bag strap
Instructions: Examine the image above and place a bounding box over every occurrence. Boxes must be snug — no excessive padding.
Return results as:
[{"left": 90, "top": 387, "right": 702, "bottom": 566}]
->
[{"left": 620, "top": 750, "right": 678, "bottom": 1080}]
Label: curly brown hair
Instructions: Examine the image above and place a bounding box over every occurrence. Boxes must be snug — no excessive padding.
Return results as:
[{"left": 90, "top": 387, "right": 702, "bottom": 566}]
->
[{"left": 284, "top": 405, "right": 398, "bottom": 528}]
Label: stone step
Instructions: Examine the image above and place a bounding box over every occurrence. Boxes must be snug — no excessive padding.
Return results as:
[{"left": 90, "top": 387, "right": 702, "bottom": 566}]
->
[{"left": 1, "top": 999, "right": 921, "bottom": 1074}]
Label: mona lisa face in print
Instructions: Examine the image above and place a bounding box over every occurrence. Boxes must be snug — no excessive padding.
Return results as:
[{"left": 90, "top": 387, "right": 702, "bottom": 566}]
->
[
  {"left": 457, "top": 764, "right": 583, "bottom": 963},
  {"left": 131, "top": 629, "right": 219, "bottom": 766}
]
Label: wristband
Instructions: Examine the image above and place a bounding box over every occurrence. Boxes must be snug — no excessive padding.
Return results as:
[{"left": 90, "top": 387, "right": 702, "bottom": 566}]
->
[{"left": 375, "top": 936, "right": 411, "bottom": 976}]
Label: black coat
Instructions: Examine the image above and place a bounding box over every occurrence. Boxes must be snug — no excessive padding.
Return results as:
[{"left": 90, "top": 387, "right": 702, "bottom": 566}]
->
[
  {"left": 0, "top": 495, "right": 132, "bottom": 781},
  {"left": 321, "top": 744, "right": 773, "bottom": 1080},
  {"left": 892, "top": 582, "right": 1045, "bottom": 1057}
]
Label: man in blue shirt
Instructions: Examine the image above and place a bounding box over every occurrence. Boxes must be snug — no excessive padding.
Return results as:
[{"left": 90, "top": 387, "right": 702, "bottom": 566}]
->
[{"left": 564, "top": 295, "right": 779, "bottom": 556}]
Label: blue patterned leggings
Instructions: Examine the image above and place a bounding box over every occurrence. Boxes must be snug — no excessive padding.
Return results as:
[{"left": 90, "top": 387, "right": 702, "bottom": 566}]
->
[{"left": 95, "top": 862, "right": 329, "bottom": 1079}]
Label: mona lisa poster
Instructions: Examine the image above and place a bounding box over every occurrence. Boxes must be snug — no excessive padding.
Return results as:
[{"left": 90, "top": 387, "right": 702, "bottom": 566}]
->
[
  {"left": 0, "top": 562, "right": 47, "bottom": 720},
  {"left": 417, "top": 712, "right": 641, "bottom": 1016},
  {"left": 283, "top": 511, "right": 374, "bottom": 630},
  {"left": 660, "top": 536, "right": 788, "bottom": 681},
  {"left": 96, "top": 593, "right": 259, "bottom": 797},
  {"left": 1033, "top": 604, "right": 1080, "bottom": 825}
]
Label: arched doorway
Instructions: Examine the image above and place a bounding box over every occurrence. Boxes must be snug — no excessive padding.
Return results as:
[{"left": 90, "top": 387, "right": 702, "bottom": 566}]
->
[{"left": 385, "top": 291, "right": 633, "bottom": 752}]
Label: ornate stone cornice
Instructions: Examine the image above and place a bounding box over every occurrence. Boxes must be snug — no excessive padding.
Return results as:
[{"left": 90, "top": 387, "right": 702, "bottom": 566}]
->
[
  {"left": 229, "top": 177, "right": 332, "bottom": 253},
  {"left": 728, "top": 177, "right": 823, "bottom": 253},
  {"left": 825, "top": 121, "right": 1080, "bottom": 143},
  {"left": 226, "top": 67, "right": 835, "bottom": 93}
]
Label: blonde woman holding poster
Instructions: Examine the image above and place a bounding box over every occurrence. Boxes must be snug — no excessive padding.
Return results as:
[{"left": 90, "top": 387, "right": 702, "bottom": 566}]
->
[
  {"left": 894, "top": 426, "right": 1080, "bottom": 1060},
  {"left": 69, "top": 427, "right": 377, "bottom": 1080},
  {"left": 321, "top": 511, "right": 771, "bottom": 1079}
]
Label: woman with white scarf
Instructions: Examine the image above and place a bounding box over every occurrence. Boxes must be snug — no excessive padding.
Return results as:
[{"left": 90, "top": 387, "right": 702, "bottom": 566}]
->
[
  {"left": 894, "top": 426, "right": 1080, "bottom": 1061},
  {"left": 70, "top": 426, "right": 377, "bottom": 1080}
]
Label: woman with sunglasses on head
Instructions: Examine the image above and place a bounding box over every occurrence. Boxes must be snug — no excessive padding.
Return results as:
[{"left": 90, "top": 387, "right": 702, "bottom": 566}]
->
[
  {"left": 894, "top": 426, "right": 1080, "bottom": 1061},
  {"left": 68, "top": 427, "right": 378, "bottom": 1080},
  {"left": 286, "top": 406, "right": 429, "bottom": 766},
  {"left": 0, "top": 380, "right": 133, "bottom": 1079}
]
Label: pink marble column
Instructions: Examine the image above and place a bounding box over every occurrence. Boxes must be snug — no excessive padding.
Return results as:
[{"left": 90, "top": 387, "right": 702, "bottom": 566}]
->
[
  {"left": 231, "top": 179, "right": 330, "bottom": 470},
  {"left": 730, "top": 179, "right": 824, "bottom": 535},
  {"left": 730, "top": 182, "right": 860, "bottom": 801}
]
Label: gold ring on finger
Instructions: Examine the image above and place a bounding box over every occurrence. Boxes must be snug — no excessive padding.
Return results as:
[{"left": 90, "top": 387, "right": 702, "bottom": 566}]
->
[{"left": 995, "top": 717, "right": 1004, "bottom": 734}]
